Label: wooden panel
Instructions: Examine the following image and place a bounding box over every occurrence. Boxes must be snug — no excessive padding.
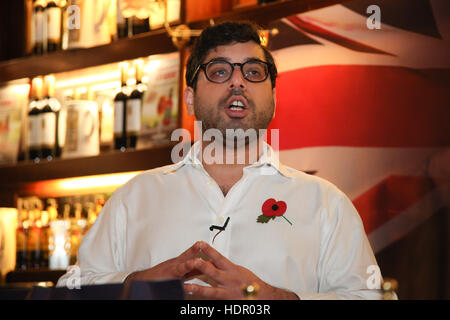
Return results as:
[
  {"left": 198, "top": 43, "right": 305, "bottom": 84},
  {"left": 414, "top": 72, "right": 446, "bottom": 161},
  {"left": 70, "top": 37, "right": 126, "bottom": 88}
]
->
[
  {"left": 0, "top": 144, "right": 177, "bottom": 185},
  {"left": 185, "top": 0, "right": 233, "bottom": 22},
  {"left": 0, "top": 0, "right": 350, "bottom": 83},
  {"left": 376, "top": 208, "right": 449, "bottom": 299},
  {"left": 0, "top": 29, "right": 176, "bottom": 82},
  {"left": 188, "top": 0, "right": 350, "bottom": 28}
]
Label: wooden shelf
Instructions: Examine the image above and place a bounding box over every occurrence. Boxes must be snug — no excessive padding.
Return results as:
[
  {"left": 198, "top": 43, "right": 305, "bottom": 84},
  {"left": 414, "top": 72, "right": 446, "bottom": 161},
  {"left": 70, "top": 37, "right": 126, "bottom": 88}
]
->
[
  {"left": 0, "top": 143, "right": 177, "bottom": 184},
  {"left": 0, "top": 143, "right": 178, "bottom": 206},
  {"left": 0, "top": 29, "right": 177, "bottom": 83},
  {"left": 0, "top": 0, "right": 347, "bottom": 83},
  {"left": 0, "top": 0, "right": 346, "bottom": 206}
]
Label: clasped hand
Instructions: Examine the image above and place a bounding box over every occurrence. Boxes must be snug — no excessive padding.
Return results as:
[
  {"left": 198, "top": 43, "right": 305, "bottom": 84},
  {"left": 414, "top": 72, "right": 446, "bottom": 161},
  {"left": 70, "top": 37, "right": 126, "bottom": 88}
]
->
[{"left": 125, "top": 241, "right": 298, "bottom": 300}]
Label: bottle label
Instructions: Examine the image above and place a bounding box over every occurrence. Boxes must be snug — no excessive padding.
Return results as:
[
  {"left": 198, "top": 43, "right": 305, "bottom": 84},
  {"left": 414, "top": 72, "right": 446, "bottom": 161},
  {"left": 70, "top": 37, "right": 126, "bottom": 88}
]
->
[
  {"left": 40, "top": 112, "right": 56, "bottom": 147},
  {"left": 127, "top": 98, "right": 141, "bottom": 132},
  {"left": 28, "top": 115, "right": 41, "bottom": 147},
  {"left": 35, "top": 11, "right": 44, "bottom": 43},
  {"left": 114, "top": 101, "right": 124, "bottom": 135},
  {"left": 47, "top": 7, "right": 61, "bottom": 41}
]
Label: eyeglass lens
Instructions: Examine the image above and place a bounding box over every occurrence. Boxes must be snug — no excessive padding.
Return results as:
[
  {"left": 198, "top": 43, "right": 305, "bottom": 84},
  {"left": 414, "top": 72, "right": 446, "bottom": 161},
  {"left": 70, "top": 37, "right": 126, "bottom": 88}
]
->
[{"left": 205, "top": 61, "right": 268, "bottom": 83}]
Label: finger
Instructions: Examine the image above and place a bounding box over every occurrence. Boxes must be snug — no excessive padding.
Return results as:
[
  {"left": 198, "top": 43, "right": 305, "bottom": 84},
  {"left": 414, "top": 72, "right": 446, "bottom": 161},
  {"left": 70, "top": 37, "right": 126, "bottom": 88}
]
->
[
  {"left": 184, "top": 283, "right": 230, "bottom": 300},
  {"left": 193, "top": 259, "right": 230, "bottom": 285},
  {"left": 198, "top": 242, "right": 233, "bottom": 270},
  {"left": 172, "top": 259, "right": 197, "bottom": 278},
  {"left": 177, "top": 241, "right": 203, "bottom": 262}
]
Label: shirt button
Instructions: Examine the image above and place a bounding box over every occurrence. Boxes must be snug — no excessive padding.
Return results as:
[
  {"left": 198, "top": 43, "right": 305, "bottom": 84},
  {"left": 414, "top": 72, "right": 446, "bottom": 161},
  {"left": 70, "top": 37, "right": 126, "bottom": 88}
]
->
[{"left": 217, "top": 216, "right": 225, "bottom": 224}]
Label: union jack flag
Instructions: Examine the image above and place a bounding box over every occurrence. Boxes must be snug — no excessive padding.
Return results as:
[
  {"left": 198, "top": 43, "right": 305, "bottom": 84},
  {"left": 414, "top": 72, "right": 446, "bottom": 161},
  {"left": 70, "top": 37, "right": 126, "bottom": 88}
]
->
[{"left": 266, "top": 0, "right": 450, "bottom": 254}]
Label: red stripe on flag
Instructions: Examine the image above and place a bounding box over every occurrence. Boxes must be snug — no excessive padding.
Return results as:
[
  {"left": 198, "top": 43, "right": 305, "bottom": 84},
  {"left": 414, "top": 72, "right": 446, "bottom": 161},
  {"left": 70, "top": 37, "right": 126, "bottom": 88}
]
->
[
  {"left": 352, "top": 175, "right": 437, "bottom": 234},
  {"left": 268, "top": 65, "right": 450, "bottom": 149}
]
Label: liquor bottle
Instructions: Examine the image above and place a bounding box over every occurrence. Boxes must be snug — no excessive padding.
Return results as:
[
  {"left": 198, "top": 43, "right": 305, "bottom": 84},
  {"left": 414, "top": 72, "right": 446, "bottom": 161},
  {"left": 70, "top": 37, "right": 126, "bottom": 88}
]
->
[
  {"left": 45, "top": 0, "right": 62, "bottom": 52},
  {"left": 62, "top": 199, "right": 72, "bottom": 266},
  {"left": 114, "top": 63, "right": 129, "bottom": 151},
  {"left": 16, "top": 198, "right": 29, "bottom": 270},
  {"left": 94, "top": 194, "right": 105, "bottom": 217},
  {"left": 75, "top": 199, "right": 87, "bottom": 235},
  {"left": 46, "top": 198, "right": 58, "bottom": 268},
  {"left": 27, "top": 198, "right": 43, "bottom": 269},
  {"left": 127, "top": 60, "right": 146, "bottom": 148},
  {"left": 68, "top": 199, "right": 84, "bottom": 265},
  {"left": 41, "top": 76, "right": 60, "bottom": 161},
  {"left": 32, "top": 0, "right": 46, "bottom": 54},
  {"left": 40, "top": 209, "right": 50, "bottom": 268},
  {"left": 85, "top": 200, "right": 96, "bottom": 232},
  {"left": 131, "top": 14, "right": 150, "bottom": 35},
  {"left": 28, "top": 77, "right": 43, "bottom": 162},
  {"left": 116, "top": 0, "right": 131, "bottom": 38}
]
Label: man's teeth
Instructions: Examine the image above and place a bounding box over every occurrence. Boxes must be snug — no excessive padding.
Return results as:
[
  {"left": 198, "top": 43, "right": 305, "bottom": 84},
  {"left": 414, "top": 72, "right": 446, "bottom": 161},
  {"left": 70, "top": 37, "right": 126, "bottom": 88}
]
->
[{"left": 229, "top": 100, "right": 245, "bottom": 110}]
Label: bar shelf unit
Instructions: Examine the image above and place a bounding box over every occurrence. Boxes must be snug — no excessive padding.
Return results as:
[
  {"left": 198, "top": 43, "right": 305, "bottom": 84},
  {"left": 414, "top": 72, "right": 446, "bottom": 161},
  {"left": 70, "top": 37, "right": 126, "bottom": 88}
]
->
[{"left": 0, "top": 0, "right": 346, "bottom": 206}]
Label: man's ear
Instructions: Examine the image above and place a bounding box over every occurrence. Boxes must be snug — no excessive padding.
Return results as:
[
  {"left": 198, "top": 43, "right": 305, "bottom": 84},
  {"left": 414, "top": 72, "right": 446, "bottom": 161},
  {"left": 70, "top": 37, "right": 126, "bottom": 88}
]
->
[
  {"left": 272, "top": 88, "right": 277, "bottom": 118},
  {"left": 184, "top": 87, "right": 195, "bottom": 116}
]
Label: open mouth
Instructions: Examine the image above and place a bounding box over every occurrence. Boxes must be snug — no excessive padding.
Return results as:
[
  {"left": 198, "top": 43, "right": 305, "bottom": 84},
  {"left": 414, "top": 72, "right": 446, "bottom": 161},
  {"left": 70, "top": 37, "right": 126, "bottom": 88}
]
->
[
  {"left": 228, "top": 100, "right": 246, "bottom": 111},
  {"left": 225, "top": 99, "right": 248, "bottom": 118}
]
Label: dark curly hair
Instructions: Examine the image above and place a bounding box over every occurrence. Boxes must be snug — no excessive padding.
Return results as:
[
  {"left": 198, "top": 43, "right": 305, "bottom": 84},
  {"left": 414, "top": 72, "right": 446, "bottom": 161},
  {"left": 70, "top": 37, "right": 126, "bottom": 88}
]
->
[{"left": 185, "top": 21, "right": 278, "bottom": 89}]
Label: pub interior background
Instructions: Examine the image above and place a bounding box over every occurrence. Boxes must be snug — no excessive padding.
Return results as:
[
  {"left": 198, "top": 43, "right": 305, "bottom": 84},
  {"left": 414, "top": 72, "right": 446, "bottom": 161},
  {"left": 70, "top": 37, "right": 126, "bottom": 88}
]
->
[{"left": 0, "top": 0, "right": 448, "bottom": 299}]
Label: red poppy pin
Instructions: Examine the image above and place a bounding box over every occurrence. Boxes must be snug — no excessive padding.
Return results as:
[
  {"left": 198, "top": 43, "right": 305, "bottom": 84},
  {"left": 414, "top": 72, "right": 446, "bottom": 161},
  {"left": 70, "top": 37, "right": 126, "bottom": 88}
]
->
[{"left": 257, "top": 198, "right": 293, "bottom": 225}]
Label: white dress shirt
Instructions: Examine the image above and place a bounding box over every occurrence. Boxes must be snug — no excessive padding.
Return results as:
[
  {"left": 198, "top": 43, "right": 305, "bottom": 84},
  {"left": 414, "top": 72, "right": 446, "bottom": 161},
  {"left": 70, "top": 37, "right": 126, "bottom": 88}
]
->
[{"left": 57, "top": 142, "right": 383, "bottom": 299}]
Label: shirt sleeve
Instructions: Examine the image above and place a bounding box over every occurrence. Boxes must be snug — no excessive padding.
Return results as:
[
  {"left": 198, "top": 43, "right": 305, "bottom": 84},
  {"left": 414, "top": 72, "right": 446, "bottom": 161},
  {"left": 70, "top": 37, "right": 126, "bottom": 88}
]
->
[
  {"left": 56, "top": 192, "right": 132, "bottom": 287},
  {"left": 295, "top": 190, "right": 386, "bottom": 300}
]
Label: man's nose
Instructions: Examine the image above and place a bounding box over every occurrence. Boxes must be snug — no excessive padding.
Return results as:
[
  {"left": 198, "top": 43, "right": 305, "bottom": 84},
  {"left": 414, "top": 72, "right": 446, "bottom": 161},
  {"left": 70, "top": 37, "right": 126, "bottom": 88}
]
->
[{"left": 228, "top": 66, "right": 246, "bottom": 89}]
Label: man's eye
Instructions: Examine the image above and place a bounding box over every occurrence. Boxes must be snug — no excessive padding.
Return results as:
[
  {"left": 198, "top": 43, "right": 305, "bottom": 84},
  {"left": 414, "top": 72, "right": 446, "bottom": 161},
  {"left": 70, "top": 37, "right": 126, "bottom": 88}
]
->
[
  {"left": 216, "top": 69, "right": 227, "bottom": 75},
  {"left": 208, "top": 67, "right": 229, "bottom": 78},
  {"left": 212, "top": 69, "right": 228, "bottom": 76},
  {"left": 247, "top": 69, "right": 262, "bottom": 75}
]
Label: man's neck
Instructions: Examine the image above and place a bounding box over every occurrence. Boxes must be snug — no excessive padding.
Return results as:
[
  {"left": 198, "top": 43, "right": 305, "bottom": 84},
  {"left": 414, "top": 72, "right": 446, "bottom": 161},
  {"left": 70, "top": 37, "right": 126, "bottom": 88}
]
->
[{"left": 200, "top": 138, "right": 264, "bottom": 195}]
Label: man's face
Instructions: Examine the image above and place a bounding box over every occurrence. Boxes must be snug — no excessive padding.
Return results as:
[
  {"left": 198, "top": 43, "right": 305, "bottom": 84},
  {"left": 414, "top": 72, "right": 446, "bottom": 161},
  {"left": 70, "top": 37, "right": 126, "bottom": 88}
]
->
[{"left": 185, "top": 41, "right": 276, "bottom": 139}]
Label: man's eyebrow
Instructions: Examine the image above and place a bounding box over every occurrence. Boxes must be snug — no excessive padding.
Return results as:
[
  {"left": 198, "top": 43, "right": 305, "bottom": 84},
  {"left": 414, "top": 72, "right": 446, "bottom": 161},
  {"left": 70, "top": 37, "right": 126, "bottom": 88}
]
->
[{"left": 205, "top": 57, "right": 265, "bottom": 64}]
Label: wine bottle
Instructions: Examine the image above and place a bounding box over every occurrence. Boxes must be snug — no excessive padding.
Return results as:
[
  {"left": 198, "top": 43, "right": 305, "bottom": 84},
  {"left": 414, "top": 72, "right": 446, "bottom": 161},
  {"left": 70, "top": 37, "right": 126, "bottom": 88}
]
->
[
  {"left": 32, "top": 0, "right": 46, "bottom": 54},
  {"left": 16, "top": 198, "right": 29, "bottom": 270},
  {"left": 41, "top": 75, "right": 60, "bottom": 161},
  {"left": 116, "top": 0, "right": 131, "bottom": 38},
  {"left": 27, "top": 198, "right": 43, "bottom": 269},
  {"left": 114, "top": 63, "right": 129, "bottom": 151},
  {"left": 40, "top": 209, "right": 50, "bottom": 268},
  {"left": 127, "top": 60, "right": 146, "bottom": 148},
  {"left": 46, "top": 198, "right": 58, "bottom": 269},
  {"left": 45, "top": 0, "right": 62, "bottom": 52},
  {"left": 28, "top": 77, "right": 43, "bottom": 162},
  {"left": 131, "top": 14, "right": 150, "bottom": 35}
]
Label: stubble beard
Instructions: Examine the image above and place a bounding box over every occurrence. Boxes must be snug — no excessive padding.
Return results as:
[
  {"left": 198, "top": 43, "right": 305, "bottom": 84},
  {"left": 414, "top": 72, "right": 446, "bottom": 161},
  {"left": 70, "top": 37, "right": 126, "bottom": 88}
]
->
[{"left": 193, "top": 91, "right": 275, "bottom": 149}]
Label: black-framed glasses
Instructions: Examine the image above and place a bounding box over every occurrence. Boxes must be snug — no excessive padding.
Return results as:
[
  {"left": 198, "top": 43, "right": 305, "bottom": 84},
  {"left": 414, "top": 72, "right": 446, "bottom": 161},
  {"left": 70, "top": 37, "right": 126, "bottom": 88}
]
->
[{"left": 191, "top": 58, "right": 272, "bottom": 84}]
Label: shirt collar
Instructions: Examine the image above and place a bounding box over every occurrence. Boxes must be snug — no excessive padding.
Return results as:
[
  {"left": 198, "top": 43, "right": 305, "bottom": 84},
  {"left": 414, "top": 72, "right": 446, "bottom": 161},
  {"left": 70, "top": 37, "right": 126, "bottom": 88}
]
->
[{"left": 164, "top": 140, "right": 293, "bottom": 179}]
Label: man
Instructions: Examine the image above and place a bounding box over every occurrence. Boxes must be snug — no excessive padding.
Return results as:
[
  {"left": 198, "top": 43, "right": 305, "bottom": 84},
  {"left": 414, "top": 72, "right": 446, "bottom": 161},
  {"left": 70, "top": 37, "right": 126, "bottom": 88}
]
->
[{"left": 58, "top": 22, "right": 383, "bottom": 299}]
